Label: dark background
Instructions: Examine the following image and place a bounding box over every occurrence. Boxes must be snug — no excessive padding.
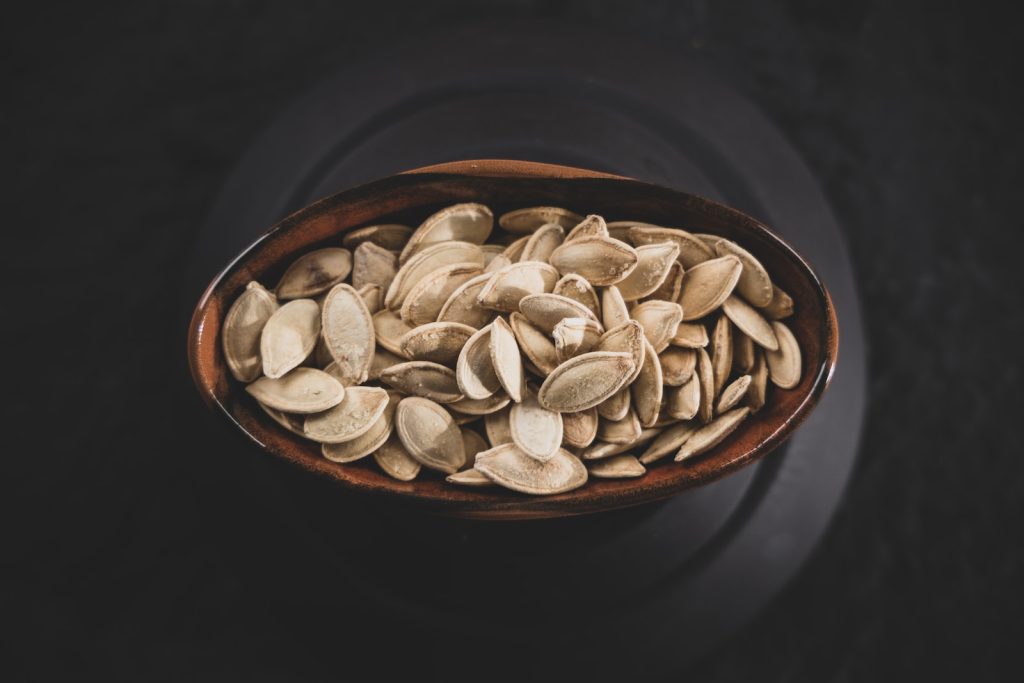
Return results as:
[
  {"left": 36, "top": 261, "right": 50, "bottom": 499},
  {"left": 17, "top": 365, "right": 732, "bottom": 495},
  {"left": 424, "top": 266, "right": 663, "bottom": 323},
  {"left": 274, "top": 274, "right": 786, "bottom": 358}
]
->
[{"left": 4, "top": 1, "right": 1022, "bottom": 680}]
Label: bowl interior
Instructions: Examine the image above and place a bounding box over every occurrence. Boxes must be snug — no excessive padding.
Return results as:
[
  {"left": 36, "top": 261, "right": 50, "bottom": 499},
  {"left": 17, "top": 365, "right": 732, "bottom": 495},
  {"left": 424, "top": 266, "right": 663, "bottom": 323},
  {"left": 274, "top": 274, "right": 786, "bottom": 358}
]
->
[{"left": 188, "top": 161, "right": 837, "bottom": 519}]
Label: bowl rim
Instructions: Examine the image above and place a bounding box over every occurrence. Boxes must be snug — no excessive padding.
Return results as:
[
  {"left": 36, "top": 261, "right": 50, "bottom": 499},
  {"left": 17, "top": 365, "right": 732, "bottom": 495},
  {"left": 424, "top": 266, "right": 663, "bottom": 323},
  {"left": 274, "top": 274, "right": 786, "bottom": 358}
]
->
[{"left": 187, "top": 159, "right": 839, "bottom": 519}]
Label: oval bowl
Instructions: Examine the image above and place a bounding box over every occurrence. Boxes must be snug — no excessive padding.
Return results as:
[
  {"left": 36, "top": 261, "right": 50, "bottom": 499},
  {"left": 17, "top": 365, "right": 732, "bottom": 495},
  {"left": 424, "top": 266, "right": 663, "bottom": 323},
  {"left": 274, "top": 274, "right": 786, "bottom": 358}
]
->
[{"left": 188, "top": 159, "right": 838, "bottom": 520}]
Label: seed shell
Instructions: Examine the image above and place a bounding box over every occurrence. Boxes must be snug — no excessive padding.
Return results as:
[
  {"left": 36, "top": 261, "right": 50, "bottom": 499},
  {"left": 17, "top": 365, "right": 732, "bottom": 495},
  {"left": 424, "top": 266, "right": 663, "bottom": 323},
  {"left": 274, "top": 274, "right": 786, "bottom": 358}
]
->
[
  {"left": 678, "top": 255, "right": 743, "bottom": 321},
  {"left": 380, "top": 361, "right": 464, "bottom": 403},
  {"left": 260, "top": 299, "right": 321, "bottom": 379},
  {"left": 474, "top": 444, "right": 587, "bottom": 495},
  {"left": 245, "top": 367, "right": 345, "bottom": 414},
  {"left": 322, "top": 284, "right": 375, "bottom": 385},
  {"left": 615, "top": 241, "right": 680, "bottom": 301},
  {"left": 549, "top": 236, "right": 639, "bottom": 286},
  {"left": 765, "top": 321, "right": 802, "bottom": 389},
  {"left": 275, "top": 248, "right": 352, "bottom": 300},
  {"left": 721, "top": 295, "right": 779, "bottom": 351},
  {"left": 222, "top": 281, "right": 279, "bottom": 382},
  {"left": 304, "top": 385, "right": 390, "bottom": 444},
  {"left": 674, "top": 407, "right": 751, "bottom": 461},
  {"left": 395, "top": 396, "right": 466, "bottom": 473},
  {"left": 713, "top": 239, "right": 774, "bottom": 307},
  {"left": 509, "top": 390, "right": 564, "bottom": 461},
  {"left": 538, "top": 351, "right": 635, "bottom": 412},
  {"left": 588, "top": 455, "right": 646, "bottom": 479},
  {"left": 499, "top": 206, "right": 583, "bottom": 234}
]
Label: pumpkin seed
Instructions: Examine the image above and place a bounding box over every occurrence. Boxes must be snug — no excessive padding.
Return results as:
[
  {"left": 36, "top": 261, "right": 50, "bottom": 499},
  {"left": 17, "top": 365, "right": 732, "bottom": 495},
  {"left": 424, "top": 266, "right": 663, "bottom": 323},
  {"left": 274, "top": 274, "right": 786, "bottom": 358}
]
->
[
  {"left": 485, "top": 254, "right": 513, "bottom": 273},
  {"left": 461, "top": 428, "right": 490, "bottom": 470},
  {"left": 366, "top": 346, "right": 404, "bottom": 381},
  {"left": 733, "top": 331, "right": 756, "bottom": 374},
  {"left": 499, "top": 206, "right": 583, "bottom": 233},
  {"left": 710, "top": 314, "right": 733, "bottom": 395},
  {"left": 474, "top": 444, "right": 587, "bottom": 495},
  {"left": 476, "top": 261, "right": 559, "bottom": 312},
  {"left": 765, "top": 321, "right": 801, "bottom": 389},
  {"left": 596, "top": 385, "right": 631, "bottom": 421},
  {"left": 446, "top": 468, "right": 494, "bottom": 487},
  {"left": 456, "top": 324, "right": 501, "bottom": 399},
  {"left": 258, "top": 402, "right": 306, "bottom": 436},
  {"left": 400, "top": 202, "right": 493, "bottom": 263},
  {"left": 674, "top": 407, "right": 750, "bottom": 461},
  {"left": 604, "top": 220, "right": 638, "bottom": 243},
  {"left": 643, "top": 260, "right": 684, "bottom": 303},
  {"left": 356, "top": 284, "right": 384, "bottom": 314},
  {"left": 372, "top": 309, "right": 414, "bottom": 356},
  {"left": 632, "top": 338, "right": 663, "bottom": 428},
  {"left": 615, "top": 241, "right": 680, "bottom": 301},
  {"left": 581, "top": 428, "right": 661, "bottom": 460},
  {"left": 598, "top": 408, "right": 641, "bottom": 444},
  {"left": 245, "top": 367, "right": 344, "bottom": 413},
  {"left": 323, "top": 392, "right": 398, "bottom": 463},
  {"left": 384, "top": 241, "right": 484, "bottom": 310},
  {"left": 519, "top": 293, "right": 598, "bottom": 333},
  {"left": 561, "top": 407, "right": 599, "bottom": 449},
  {"left": 588, "top": 455, "right": 646, "bottom": 479},
  {"left": 553, "top": 317, "right": 603, "bottom": 362},
  {"left": 400, "top": 261, "right": 484, "bottom": 327},
  {"left": 481, "top": 244, "right": 506, "bottom": 265},
  {"left": 630, "top": 300, "right": 683, "bottom": 353},
  {"left": 519, "top": 222, "right": 565, "bottom": 262},
  {"left": 260, "top": 299, "right": 321, "bottom": 378},
  {"left": 538, "top": 351, "right": 635, "bottom": 412},
  {"left": 628, "top": 225, "right": 714, "bottom": 268},
  {"left": 660, "top": 347, "right": 696, "bottom": 386},
  {"left": 696, "top": 347, "right": 715, "bottom": 423},
  {"left": 436, "top": 272, "right": 499, "bottom": 329},
  {"left": 716, "top": 374, "right": 752, "bottom": 414},
  {"left": 639, "top": 421, "right": 698, "bottom": 464},
  {"left": 399, "top": 321, "right": 477, "bottom": 365},
  {"left": 222, "top": 281, "right": 278, "bottom": 382},
  {"left": 549, "top": 236, "right": 639, "bottom": 286},
  {"left": 667, "top": 373, "right": 700, "bottom": 420},
  {"left": 490, "top": 316, "right": 524, "bottom": 403},
  {"left": 448, "top": 392, "right": 511, "bottom": 416},
  {"left": 759, "top": 284, "right": 795, "bottom": 320},
  {"left": 380, "top": 361, "right": 463, "bottom": 403},
  {"left": 395, "top": 396, "right": 465, "bottom": 474},
  {"left": 670, "top": 322, "right": 709, "bottom": 349},
  {"left": 678, "top": 255, "right": 742, "bottom": 321},
  {"left": 552, "top": 273, "right": 600, "bottom": 318},
  {"left": 321, "top": 284, "right": 375, "bottom": 385},
  {"left": 501, "top": 235, "right": 530, "bottom": 262},
  {"left": 510, "top": 389, "right": 564, "bottom": 461},
  {"left": 721, "top": 295, "right": 779, "bottom": 351},
  {"left": 747, "top": 350, "right": 768, "bottom": 412},
  {"left": 595, "top": 320, "right": 646, "bottom": 384},
  {"left": 343, "top": 224, "right": 413, "bottom": 251},
  {"left": 275, "top": 248, "right": 352, "bottom": 299},
  {"left": 713, "top": 239, "right": 774, "bottom": 307},
  {"left": 352, "top": 241, "right": 398, "bottom": 292},
  {"left": 509, "top": 312, "right": 559, "bottom": 376},
  {"left": 564, "top": 214, "right": 610, "bottom": 242},
  {"left": 600, "top": 285, "right": 631, "bottom": 330},
  {"left": 304, "top": 385, "right": 390, "bottom": 443},
  {"left": 484, "top": 406, "right": 513, "bottom": 447},
  {"left": 374, "top": 434, "right": 421, "bottom": 481}
]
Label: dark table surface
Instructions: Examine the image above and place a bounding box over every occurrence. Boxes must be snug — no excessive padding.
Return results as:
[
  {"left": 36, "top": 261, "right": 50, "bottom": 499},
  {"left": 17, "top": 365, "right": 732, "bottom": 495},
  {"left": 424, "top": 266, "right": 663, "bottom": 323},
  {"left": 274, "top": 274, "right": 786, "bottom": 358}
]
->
[{"left": 5, "top": 1, "right": 1022, "bottom": 680}]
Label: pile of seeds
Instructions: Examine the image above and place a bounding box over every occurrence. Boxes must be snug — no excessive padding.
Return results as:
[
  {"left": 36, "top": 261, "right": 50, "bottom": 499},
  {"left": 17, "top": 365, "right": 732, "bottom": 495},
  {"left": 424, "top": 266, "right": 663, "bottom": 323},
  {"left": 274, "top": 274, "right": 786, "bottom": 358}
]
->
[{"left": 222, "top": 204, "right": 802, "bottom": 495}]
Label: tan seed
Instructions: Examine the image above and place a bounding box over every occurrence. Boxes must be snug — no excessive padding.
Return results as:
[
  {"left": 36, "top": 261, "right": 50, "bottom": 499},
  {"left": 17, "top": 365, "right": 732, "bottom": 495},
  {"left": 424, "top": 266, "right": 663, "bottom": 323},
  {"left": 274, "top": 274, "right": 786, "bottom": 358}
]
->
[
  {"left": 501, "top": 234, "right": 530, "bottom": 262},
  {"left": 670, "top": 322, "right": 709, "bottom": 349},
  {"left": 342, "top": 224, "right": 412, "bottom": 251},
  {"left": 372, "top": 309, "right": 414, "bottom": 356},
  {"left": 322, "top": 284, "right": 375, "bottom": 385},
  {"left": 615, "top": 241, "right": 680, "bottom": 301},
  {"left": 601, "top": 285, "right": 631, "bottom": 330},
  {"left": 632, "top": 337, "right": 663, "bottom": 428},
  {"left": 509, "top": 312, "right": 559, "bottom": 376},
  {"left": 597, "top": 385, "right": 631, "bottom": 421},
  {"left": 400, "top": 203, "right": 493, "bottom": 262},
  {"left": 696, "top": 347, "right": 715, "bottom": 423},
  {"left": 667, "top": 373, "right": 700, "bottom": 421},
  {"left": 456, "top": 324, "right": 502, "bottom": 399},
  {"left": 588, "top": 455, "right": 646, "bottom": 479},
  {"left": 484, "top": 406, "right": 513, "bottom": 447},
  {"left": 304, "top": 385, "right": 390, "bottom": 443},
  {"left": 716, "top": 375, "right": 752, "bottom": 414},
  {"left": 400, "top": 261, "right": 484, "bottom": 327},
  {"left": 373, "top": 435, "right": 421, "bottom": 481},
  {"left": 352, "top": 242, "right": 398, "bottom": 292},
  {"left": 474, "top": 444, "right": 587, "bottom": 495},
  {"left": 747, "top": 350, "right": 769, "bottom": 412},
  {"left": 564, "top": 214, "right": 610, "bottom": 242},
  {"left": 323, "top": 392, "right": 398, "bottom": 463},
  {"left": 275, "top": 248, "right": 352, "bottom": 299},
  {"left": 476, "top": 261, "right": 559, "bottom": 312},
  {"left": 595, "top": 320, "right": 646, "bottom": 384},
  {"left": 222, "top": 281, "right": 278, "bottom": 382},
  {"left": 765, "top": 321, "right": 802, "bottom": 389},
  {"left": 461, "top": 428, "right": 490, "bottom": 470},
  {"left": 399, "top": 321, "right": 476, "bottom": 365},
  {"left": 519, "top": 222, "right": 565, "bottom": 263},
  {"left": 628, "top": 225, "right": 714, "bottom": 268},
  {"left": 721, "top": 295, "right": 779, "bottom": 351},
  {"left": 549, "top": 236, "right": 639, "bottom": 286},
  {"left": 552, "top": 273, "right": 600, "bottom": 319},
  {"left": 678, "top": 255, "right": 743, "bottom": 321},
  {"left": 660, "top": 347, "right": 697, "bottom": 386},
  {"left": 384, "top": 241, "right": 484, "bottom": 310},
  {"left": 499, "top": 206, "right": 583, "bottom": 234},
  {"left": 519, "top": 293, "right": 598, "bottom": 333},
  {"left": 538, "top": 351, "right": 635, "bottom": 412},
  {"left": 674, "top": 407, "right": 750, "bottom": 461},
  {"left": 366, "top": 346, "right": 404, "bottom": 381},
  {"left": 553, "top": 317, "right": 603, "bottom": 362},
  {"left": 258, "top": 402, "right": 306, "bottom": 436},
  {"left": 510, "top": 390, "right": 564, "bottom": 461},
  {"left": 245, "top": 367, "right": 344, "bottom": 414},
  {"left": 642, "top": 260, "right": 684, "bottom": 303},
  {"left": 448, "top": 392, "right": 512, "bottom": 416},
  {"left": 713, "top": 239, "right": 774, "bottom": 307},
  {"left": 395, "top": 396, "right": 465, "bottom": 473},
  {"left": 759, "top": 284, "right": 795, "bottom": 320},
  {"left": 710, "top": 315, "right": 733, "bottom": 395},
  {"left": 581, "top": 428, "right": 661, "bottom": 460},
  {"left": 733, "top": 331, "right": 756, "bottom": 373},
  {"left": 446, "top": 469, "right": 494, "bottom": 487},
  {"left": 260, "top": 299, "right": 320, "bottom": 378},
  {"left": 639, "top": 421, "right": 698, "bottom": 464},
  {"left": 598, "top": 408, "right": 642, "bottom": 444},
  {"left": 490, "top": 316, "right": 524, "bottom": 403},
  {"left": 630, "top": 300, "right": 683, "bottom": 352},
  {"left": 380, "top": 361, "right": 463, "bottom": 403},
  {"left": 561, "top": 407, "right": 599, "bottom": 448},
  {"left": 356, "top": 284, "right": 384, "bottom": 314},
  {"left": 436, "top": 272, "right": 499, "bottom": 329}
]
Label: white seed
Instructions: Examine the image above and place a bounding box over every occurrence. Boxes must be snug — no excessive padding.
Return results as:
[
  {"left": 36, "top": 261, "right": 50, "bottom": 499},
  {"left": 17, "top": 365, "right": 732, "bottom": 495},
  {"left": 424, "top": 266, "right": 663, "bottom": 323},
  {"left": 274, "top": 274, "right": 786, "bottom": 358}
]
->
[
  {"left": 399, "top": 321, "right": 477, "bottom": 366},
  {"left": 538, "top": 351, "right": 635, "bottom": 412},
  {"left": 601, "top": 285, "right": 631, "bottom": 330},
  {"left": 639, "top": 421, "right": 698, "bottom": 464},
  {"left": 456, "top": 324, "right": 501, "bottom": 399},
  {"left": 436, "top": 272, "right": 499, "bottom": 329},
  {"left": 716, "top": 375, "right": 752, "bottom": 414},
  {"left": 588, "top": 455, "right": 646, "bottom": 479},
  {"left": 476, "top": 261, "right": 559, "bottom": 312},
  {"left": 628, "top": 225, "right": 714, "bottom": 268},
  {"left": 564, "top": 214, "right": 610, "bottom": 242},
  {"left": 374, "top": 435, "right": 421, "bottom": 481},
  {"left": 260, "top": 299, "right": 320, "bottom": 379},
  {"left": 561, "top": 407, "right": 599, "bottom": 449},
  {"left": 552, "top": 273, "right": 601, "bottom": 318},
  {"left": 372, "top": 309, "right": 414, "bottom": 356},
  {"left": 245, "top": 367, "right": 345, "bottom": 414},
  {"left": 474, "top": 444, "right": 587, "bottom": 495},
  {"left": 519, "top": 222, "right": 565, "bottom": 263},
  {"left": 510, "top": 390, "right": 564, "bottom": 461},
  {"left": 519, "top": 293, "right": 599, "bottom": 333},
  {"left": 765, "top": 321, "right": 802, "bottom": 389},
  {"left": 322, "top": 284, "right": 375, "bottom": 385},
  {"left": 713, "top": 239, "right": 774, "bottom": 307},
  {"left": 490, "top": 316, "right": 524, "bottom": 403},
  {"left": 722, "top": 295, "right": 779, "bottom": 351},
  {"left": 222, "top": 281, "right": 278, "bottom": 382},
  {"left": 549, "top": 236, "right": 639, "bottom": 286},
  {"left": 630, "top": 300, "right": 683, "bottom": 353},
  {"left": 499, "top": 206, "right": 583, "bottom": 234},
  {"left": 615, "top": 241, "right": 680, "bottom": 301},
  {"left": 384, "top": 241, "right": 484, "bottom": 310},
  {"left": 303, "top": 385, "right": 390, "bottom": 443},
  {"left": 395, "top": 396, "right": 465, "bottom": 474},
  {"left": 678, "top": 255, "right": 743, "bottom": 321},
  {"left": 275, "top": 248, "right": 352, "bottom": 299},
  {"left": 660, "top": 347, "right": 697, "bottom": 386},
  {"left": 631, "top": 337, "right": 663, "bottom": 428},
  {"left": 379, "top": 361, "right": 463, "bottom": 403},
  {"left": 352, "top": 242, "right": 398, "bottom": 292},
  {"left": 343, "top": 224, "right": 412, "bottom": 251},
  {"left": 509, "top": 312, "right": 559, "bottom": 376},
  {"left": 669, "top": 322, "right": 709, "bottom": 349},
  {"left": 710, "top": 314, "right": 733, "bottom": 395},
  {"left": 399, "top": 261, "right": 484, "bottom": 327},
  {"left": 400, "top": 203, "right": 493, "bottom": 262},
  {"left": 674, "top": 407, "right": 750, "bottom": 461}
]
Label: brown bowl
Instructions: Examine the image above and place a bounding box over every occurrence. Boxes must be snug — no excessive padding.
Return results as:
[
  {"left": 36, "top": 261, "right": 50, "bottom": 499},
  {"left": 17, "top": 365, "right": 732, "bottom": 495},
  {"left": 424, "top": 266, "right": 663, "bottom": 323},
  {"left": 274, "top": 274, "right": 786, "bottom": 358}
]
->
[{"left": 187, "top": 159, "right": 838, "bottom": 520}]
